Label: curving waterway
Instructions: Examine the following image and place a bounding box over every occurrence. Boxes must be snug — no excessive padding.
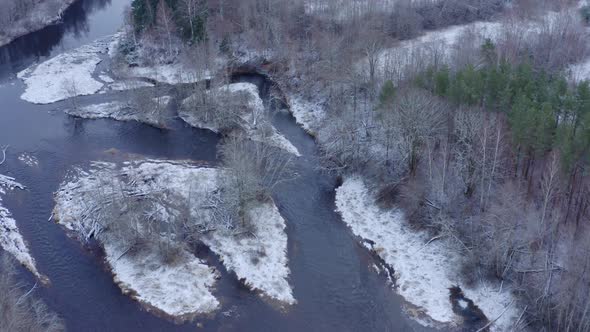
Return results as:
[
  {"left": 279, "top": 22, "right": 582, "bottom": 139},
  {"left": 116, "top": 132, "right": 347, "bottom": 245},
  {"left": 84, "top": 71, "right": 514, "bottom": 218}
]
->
[{"left": 0, "top": 1, "right": 432, "bottom": 331}]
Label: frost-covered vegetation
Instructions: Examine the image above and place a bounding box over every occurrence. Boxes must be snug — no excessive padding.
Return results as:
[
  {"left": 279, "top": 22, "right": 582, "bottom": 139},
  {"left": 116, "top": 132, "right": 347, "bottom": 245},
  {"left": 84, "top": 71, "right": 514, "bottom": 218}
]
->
[
  {"left": 336, "top": 177, "right": 520, "bottom": 331},
  {"left": 53, "top": 151, "right": 295, "bottom": 319},
  {"left": 0, "top": 0, "right": 77, "bottom": 47},
  {"left": 0, "top": 173, "right": 46, "bottom": 282},
  {"left": 66, "top": 96, "right": 171, "bottom": 128},
  {"left": 0, "top": 254, "right": 65, "bottom": 332},
  {"left": 17, "top": 36, "right": 112, "bottom": 104},
  {"left": 181, "top": 82, "right": 300, "bottom": 155},
  {"left": 100, "top": 0, "right": 590, "bottom": 329}
]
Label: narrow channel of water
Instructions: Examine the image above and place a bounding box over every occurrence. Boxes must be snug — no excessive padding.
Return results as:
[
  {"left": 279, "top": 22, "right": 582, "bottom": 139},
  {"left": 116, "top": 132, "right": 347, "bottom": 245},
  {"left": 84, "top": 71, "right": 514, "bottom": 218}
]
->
[{"left": 0, "top": 1, "right": 431, "bottom": 331}]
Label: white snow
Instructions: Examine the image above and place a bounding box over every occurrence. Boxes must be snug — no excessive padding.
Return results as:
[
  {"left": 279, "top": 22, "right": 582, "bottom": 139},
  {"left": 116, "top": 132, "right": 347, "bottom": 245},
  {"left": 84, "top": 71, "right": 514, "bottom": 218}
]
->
[
  {"left": 107, "top": 80, "right": 155, "bottom": 91},
  {"left": 104, "top": 238, "right": 220, "bottom": 319},
  {"left": 54, "top": 160, "right": 295, "bottom": 317},
  {"left": 181, "top": 83, "right": 301, "bottom": 156},
  {"left": 65, "top": 96, "right": 171, "bottom": 127},
  {"left": 53, "top": 161, "right": 220, "bottom": 319},
  {"left": 17, "top": 36, "right": 112, "bottom": 104},
  {"left": 287, "top": 95, "right": 326, "bottom": 135},
  {"left": 304, "top": 0, "right": 439, "bottom": 21},
  {"left": 0, "top": 0, "right": 77, "bottom": 47},
  {"left": 126, "top": 64, "right": 210, "bottom": 84},
  {"left": 107, "top": 31, "right": 124, "bottom": 58},
  {"left": 0, "top": 174, "right": 46, "bottom": 282},
  {"left": 17, "top": 153, "right": 39, "bottom": 167},
  {"left": 335, "top": 177, "right": 520, "bottom": 331},
  {"left": 569, "top": 58, "right": 590, "bottom": 82},
  {"left": 99, "top": 74, "right": 115, "bottom": 83},
  {"left": 361, "top": 21, "right": 502, "bottom": 82},
  {"left": 202, "top": 202, "right": 296, "bottom": 305},
  {"left": 363, "top": 8, "right": 579, "bottom": 83}
]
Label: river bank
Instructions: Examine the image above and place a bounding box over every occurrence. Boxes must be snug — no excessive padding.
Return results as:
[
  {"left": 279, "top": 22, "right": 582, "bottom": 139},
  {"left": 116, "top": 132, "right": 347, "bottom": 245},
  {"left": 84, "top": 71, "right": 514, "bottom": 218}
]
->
[
  {"left": 0, "top": 0, "right": 79, "bottom": 48},
  {"left": 0, "top": 174, "right": 47, "bottom": 282}
]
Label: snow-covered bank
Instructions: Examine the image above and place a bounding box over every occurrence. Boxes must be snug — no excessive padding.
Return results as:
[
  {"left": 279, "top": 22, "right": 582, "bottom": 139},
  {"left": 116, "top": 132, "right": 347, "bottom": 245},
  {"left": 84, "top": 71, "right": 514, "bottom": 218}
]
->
[
  {"left": 54, "top": 161, "right": 220, "bottom": 319},
  {"left": 335, "top": 177, "right": 520, "bottom": 331},
  {"left": 202, "top": 202, "right": 296, "bottom": 305},
  {"left": 0, "top": 174, "right": 46, "bottom": 282},
  {"left": 17, "top": 36, "right": 113, "bottom": 104},
  {"left": 65, "top": 96, "right": 171, "bottom": 127},
  {"left": 361, "top": 8, "right": 581, "bottom": 82},
  {"left": 16, "top": 32, "right": 178, "bottom": 104},
  {"left": 286, "top": 95, "right": 326, "bottom": 136},
  {"left": 125, "top": 64, "right": 210, "bottom": 85},
  {"left": 358, "top": 20, "right": 502, "bottom": 81},
  {"left": 107, "top": 80, "right": 155, "bottom": 91},
  {"left": 304, "top": 0, "right": 440, "bottom": 21},
  {"left": 0, "top": 0, "right": 77, "bottom": 47},
  {"left": 107, "top": 30, "right": 211, "bottom": 85},
  {"left": 181, "top": 83, "right": 301, "bottom": 156},
  {"left": 104, "top": 236, "right": 220, "bottom": 319},
  {"left": 53, "top": 160, "right": 295, "bottom": 319}
]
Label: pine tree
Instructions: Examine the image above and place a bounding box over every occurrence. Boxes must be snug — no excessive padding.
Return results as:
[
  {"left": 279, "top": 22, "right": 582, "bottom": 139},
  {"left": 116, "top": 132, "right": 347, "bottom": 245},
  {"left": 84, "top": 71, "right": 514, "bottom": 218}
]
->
[
  {"left": 131, "top": 0, "right": 158, "bottom": 33},
  {"left": 378, "top": 80, "right": 396, "bottom": 109},
  {"left": 434, "top": 66, "right": 450, "bottom": 97}
]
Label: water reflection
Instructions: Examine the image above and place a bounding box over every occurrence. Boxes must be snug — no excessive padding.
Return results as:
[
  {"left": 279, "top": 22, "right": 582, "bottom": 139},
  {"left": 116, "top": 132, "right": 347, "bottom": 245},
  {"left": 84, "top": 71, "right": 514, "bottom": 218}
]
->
[{"left": 0, "top": 0, "right": 112, "bottom": 76}]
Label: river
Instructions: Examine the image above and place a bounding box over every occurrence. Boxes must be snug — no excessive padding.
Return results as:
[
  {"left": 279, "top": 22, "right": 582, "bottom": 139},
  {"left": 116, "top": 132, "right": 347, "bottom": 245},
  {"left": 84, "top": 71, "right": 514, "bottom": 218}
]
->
[{"left": 0, "top": 1, "right": 430, "bottom": 331}]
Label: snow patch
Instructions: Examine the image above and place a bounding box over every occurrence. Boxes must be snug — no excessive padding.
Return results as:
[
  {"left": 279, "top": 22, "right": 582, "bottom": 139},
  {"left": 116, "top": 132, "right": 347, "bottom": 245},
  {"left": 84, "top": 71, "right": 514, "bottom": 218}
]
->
[
  {"left": 0, "top": 174, "right": 45, "bottom": 282},
  {"left": 17, "top": 36, "right": 112, "bottom": 104},
  {"left": 65, "top": 96, "right": 171, "bottom": 127},
  {"left": 335, "top": 177, "right": 520, "bottom": 331},
  {"left": 202, "top": 202, "right": 296, "bottom": 305},
  {"left": 18, "top": 153, "right": 39, "bottom": 167},
  {"left": 304, "top": 0, "right": 439, "bottom": 21},
  {"left": 287, "top": 95, "right": 326, "bottom": 135},
  {"left": 99, "top": 74, "right": 115, "bottom": 83},
  {"left": 126, "top": 64, "right": 210, "bottom": 84},
  {"left": 569, "top": 58, "right": 590, "bottom": 82},
  {"left": 108, "top": 80, "right": 155, "bottom": 91},
  {"left": 362, "top": 21, "right": 502, "bottom": 82},
  {"left": 105, "top": 238, "right": 220, "bottom": 319}
]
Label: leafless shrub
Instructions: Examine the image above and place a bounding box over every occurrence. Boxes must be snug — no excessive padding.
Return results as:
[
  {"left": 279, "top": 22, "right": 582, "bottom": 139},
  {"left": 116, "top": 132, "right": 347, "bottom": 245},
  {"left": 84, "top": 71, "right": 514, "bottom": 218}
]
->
[
  {"left": 496, "top": 9, "right": 590, "bottom": 72},
  {"left": 181, "top": 80, "right": 254, "bottom": 133},
  {"left": 0, "top": 254, "right": 65, "bottom": 332},
  {"left": 216, "top": 135, "right": 296, "bottom": 229}
]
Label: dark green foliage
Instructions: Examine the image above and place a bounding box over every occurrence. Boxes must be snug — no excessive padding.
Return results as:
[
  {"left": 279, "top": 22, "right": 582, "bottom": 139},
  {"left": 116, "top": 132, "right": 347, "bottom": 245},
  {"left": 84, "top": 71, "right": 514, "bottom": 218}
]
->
[
  {"left": 420, "top": 42, "right": 590, "bottom": 172},
  {"left": 131, "top": 0, "right": 208, "bottom": 42},
  {"left": 131, "top": 0, "right": 158, "bottom": 33},
  {"left": 581, "top": 5, "right": 590, "bottom": 25},
  {"left": 219, "top": 35, "right": 231, "bottom": 54},
  {"left": 378, "top": 80, "right": 396, "bottom": 109},
  {"left": 481, "top": 38, "right": 496, "bottom": 65},
  {"left": 434, "top": 66, "right": 450, "bottom": 96}
]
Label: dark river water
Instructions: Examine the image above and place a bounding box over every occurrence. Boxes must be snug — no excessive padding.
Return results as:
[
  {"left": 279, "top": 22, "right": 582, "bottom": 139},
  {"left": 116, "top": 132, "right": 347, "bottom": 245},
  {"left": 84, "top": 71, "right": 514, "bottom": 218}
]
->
[{"left": 0, "top": 1, "right": 433, "bottom": 331}]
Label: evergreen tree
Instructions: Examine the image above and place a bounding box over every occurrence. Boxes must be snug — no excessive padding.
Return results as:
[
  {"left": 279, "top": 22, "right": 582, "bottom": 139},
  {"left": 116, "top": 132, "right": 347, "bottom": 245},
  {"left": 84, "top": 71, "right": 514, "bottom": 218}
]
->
[
  {"left": 434, "top": 66, "right": 450, "bottom": 96},
  {"left": 131, "top": 0, "right": 158, "bottom": 33},
  {"left": 378, "top": 80, "right": 396, "bottom": 109}
]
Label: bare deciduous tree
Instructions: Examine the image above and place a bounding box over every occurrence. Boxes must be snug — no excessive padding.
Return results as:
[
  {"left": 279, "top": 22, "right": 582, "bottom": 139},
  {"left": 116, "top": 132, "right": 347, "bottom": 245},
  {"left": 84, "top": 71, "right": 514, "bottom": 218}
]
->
[{"left": 217, "top": 135, "right": 295, "bottom": 229}]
